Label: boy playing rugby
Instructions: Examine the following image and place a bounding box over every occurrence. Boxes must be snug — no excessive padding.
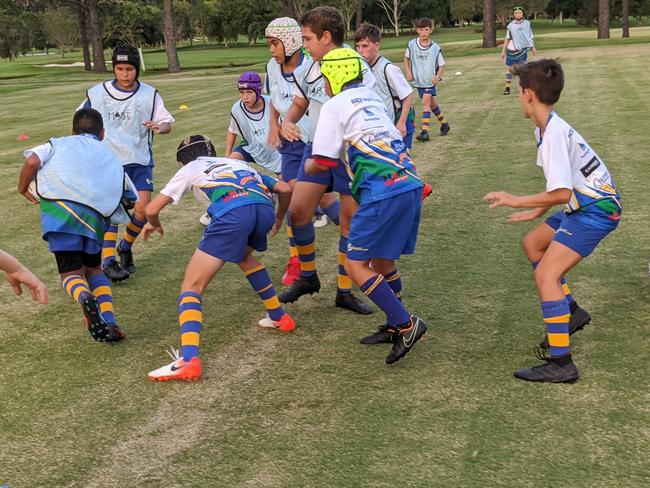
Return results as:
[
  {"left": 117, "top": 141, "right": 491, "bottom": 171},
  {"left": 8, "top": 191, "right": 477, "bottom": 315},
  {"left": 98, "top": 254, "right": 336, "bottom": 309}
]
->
[
  {"left": 305, "top": 48, "right": 427, "bottom": 364},
  {"left": 500, "top": 7, "right": 536, "bottom": 95},
  {"left": 264, "top": 16, "right": 344, "bottom": 289},
  {"left": 278, "top": 7, "right": 373, "bottom": 315},
  {"left": 355, "top": 22, "right": 416, "bottom": 149},
  {"left": 145, "top": 136, "right": 295, "bottom": 382},
  {"left": 79, "top": 44, "right": 174, "bottom": 281},
  {"left": 484, "top": 59, "right": 621, "bottom": 383},
  {"left": 404, "top": 18, "right": 450, "bottom": 141},
  {"left": 18, "top": 109, "right": 128, "bottom": 343}
]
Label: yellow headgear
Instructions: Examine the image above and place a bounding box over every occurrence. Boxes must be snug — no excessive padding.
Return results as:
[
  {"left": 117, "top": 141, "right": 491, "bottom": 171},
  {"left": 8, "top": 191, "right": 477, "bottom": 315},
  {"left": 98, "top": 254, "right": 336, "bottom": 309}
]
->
[{"left": 320, "top": 48, "right": 364, "bottom": 96}]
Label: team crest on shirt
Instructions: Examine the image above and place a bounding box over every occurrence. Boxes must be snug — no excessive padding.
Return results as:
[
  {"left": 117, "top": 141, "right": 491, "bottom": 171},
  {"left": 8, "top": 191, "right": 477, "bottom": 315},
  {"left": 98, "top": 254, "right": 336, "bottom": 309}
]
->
[
  {"left": 384, "top": 169, "right": 409, "bottom": 186},
  {"left": 223, "top": 188, "right": 249, "bottom": 201},
  {"left": 109, "top": 110, "right": 132, "bottom": 121}
]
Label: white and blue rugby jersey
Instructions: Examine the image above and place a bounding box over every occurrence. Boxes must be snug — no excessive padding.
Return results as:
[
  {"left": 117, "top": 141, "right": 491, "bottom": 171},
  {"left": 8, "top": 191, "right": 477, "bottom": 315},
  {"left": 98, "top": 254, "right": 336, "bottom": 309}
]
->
[{"left": 536, "top": 112, "right": 621, "bottom": 225}]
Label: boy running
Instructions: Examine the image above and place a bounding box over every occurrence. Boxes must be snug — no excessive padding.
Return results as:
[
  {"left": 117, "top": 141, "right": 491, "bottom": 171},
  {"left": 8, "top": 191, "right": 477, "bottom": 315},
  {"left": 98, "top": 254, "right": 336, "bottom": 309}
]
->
[
  {"left": 278, "top": 7, "right": 373, "bottom": 314},
  {"left": 500, "top": 6, "right": 536, "bottom": 95},
  {"left": 306, "top": 48, "right": 427, "bottom": 364},
  {"left": 404, "top": 18, "right": 450, "bottom": 141},
  {"left": 355, "top": 22, "right": 416, "bottom": 149},
  {"left": 145, "top": 136, "right": 295, "bottom": 382},
  {"left": 79, "top": 44, "right": 174, "bottom": 281},
  {"left": 17, "top": 109, "right": 128, "bottom": 343},
  {"left": 484, "top": 59, "right": 621, "bottom": 383},
  {"left": 264, "top": 16, "right": 342, "bottom": 288}
]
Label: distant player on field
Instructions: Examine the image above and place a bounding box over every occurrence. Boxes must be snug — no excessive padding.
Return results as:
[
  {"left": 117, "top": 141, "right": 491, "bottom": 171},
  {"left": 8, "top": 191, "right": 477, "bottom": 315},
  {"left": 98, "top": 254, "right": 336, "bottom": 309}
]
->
[
  {"left": 145, "top": 136, "right": 295, "bottom": 382},
  {"left": 484, "top": 59, "right": 621, "bottom": 383},
  {"left": 79, "top": 44, "right": 175, "bottom": 281},
  {"left": 404, "top": 18, "right": 450, "bottom": 141},
  {"left": 18, "top": 109, "right": 129, "bottom": 343},
  {"left": 305, "top": 48, "right": 427, "bottom": 364},
  {"left": 500, "top": 6, "right": 536, "bottom": 95},
  {"left": 355, "top": 22, "right": 416, "bottom": 150}
]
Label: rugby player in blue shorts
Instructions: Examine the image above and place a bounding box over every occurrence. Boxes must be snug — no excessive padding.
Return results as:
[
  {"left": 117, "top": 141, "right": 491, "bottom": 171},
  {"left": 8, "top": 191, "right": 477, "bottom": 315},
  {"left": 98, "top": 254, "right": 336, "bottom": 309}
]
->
[
  {"left": 485, "top": 59, "right": 621, "bottom": 383},
  {"left": 306, "top": 48, "right": 428, "bottom": 365}
]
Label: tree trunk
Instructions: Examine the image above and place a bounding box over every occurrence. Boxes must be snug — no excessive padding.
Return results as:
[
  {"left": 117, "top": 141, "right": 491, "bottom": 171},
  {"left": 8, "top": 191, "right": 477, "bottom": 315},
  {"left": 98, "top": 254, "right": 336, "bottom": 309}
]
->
[
  {"left": 77, "top": 1, "right": 92, "bottom": 71},
  {"left": 87, "top": 0, "right": 106, "bottom": 72},
  {"left": 162, "top": 0, "right": 181, "bottom": 73},
  {"left": 597, "top": 0, "right": 610, "bottom": 39},
  {"left": 355, "top": 0, "right": 363, "bottom": 30},
  {"left": 622, "top": 0, "right": 629, "bottom": 38},
  {"left": 482, "top": 0, "right": 496, "bottom": 48}
]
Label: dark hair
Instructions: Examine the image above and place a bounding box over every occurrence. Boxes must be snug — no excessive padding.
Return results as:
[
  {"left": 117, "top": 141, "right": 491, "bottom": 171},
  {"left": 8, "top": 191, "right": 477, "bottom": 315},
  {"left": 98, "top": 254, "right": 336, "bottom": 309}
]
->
[
  {"left": 355, "top": 22, "right": 381, "bottom": 44},
  {"left": 73, "top": 108, "right": 104, "bottom": 137},
  {"left": 176, "top": 135, "right": 216, "bottom": 165},
  {"left": 511, "top": 59, "right": 564, "bottom": 105},
  {"left": 300, "top": 6, "right": 345, "bottom": 46},
  {"left": 415, "top": 18, "right": 433, "bottom": 29}
]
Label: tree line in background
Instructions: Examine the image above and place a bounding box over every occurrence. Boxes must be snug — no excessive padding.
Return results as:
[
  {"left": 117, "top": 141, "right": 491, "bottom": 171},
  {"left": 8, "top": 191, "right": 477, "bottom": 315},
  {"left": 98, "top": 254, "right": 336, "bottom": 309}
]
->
[{"left": 1, "top": 0, "right": 648, "bottom": 70}]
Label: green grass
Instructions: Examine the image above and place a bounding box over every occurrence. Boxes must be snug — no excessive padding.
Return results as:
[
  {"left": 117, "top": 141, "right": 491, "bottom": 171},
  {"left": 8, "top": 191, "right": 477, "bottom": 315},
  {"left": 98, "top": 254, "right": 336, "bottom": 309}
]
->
[{"left": 1, "top": 38, "right": 650, "bottom": 487}]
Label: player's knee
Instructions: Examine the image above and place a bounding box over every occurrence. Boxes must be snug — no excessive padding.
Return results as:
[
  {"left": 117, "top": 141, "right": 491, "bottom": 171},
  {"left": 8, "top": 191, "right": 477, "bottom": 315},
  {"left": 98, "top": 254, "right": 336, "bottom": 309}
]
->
[
  {"left": 533, "top": 266, "right": 560, "bottom": 290},
  {"left": 288, "top": 202, "right": 311, "bottom": 226}
]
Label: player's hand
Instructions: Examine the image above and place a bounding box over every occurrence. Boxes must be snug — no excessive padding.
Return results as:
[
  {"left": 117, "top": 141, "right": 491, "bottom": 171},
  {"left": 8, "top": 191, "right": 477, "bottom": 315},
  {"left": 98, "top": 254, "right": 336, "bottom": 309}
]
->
[
  {"left": 405, "top": 71, "right": 414, "bottom": 82},
  {"left": 268, "top": 125, "right": 282, "bottom": 149},
  {"left": 270, "top": 217, "right": 283, "bottom": 237},
  {"left": 396, "top": 121, "right": 407, "bottom": 137},
  {"left": 501, "top": 51, "right": 506, "bottom": 61},
  {"left": 531, "top": 47, "right": 537, "bottom": 57},
  {"left": 142, "top": 222, "right": 164, "bottom": 241},
  {"left": 20, "top": 189, "right": 39, "bottom": 205},
  {"left": 280, "top": 121, "right": 301, "bottom": 142},
  {"left": 507, "top": 209, "right": 542, "bottom": 224},
  {"left": 432, "top": 75, "right": 441, "bottom": 85},
  {"left": 143, "top": 120, "right": 163, "bottom": 133},
  {"left": 483, "top": 191, "right": 519, "bottom": 209},
  {"left": 5, "top": 267, "right": 48, "bottom": 304}
]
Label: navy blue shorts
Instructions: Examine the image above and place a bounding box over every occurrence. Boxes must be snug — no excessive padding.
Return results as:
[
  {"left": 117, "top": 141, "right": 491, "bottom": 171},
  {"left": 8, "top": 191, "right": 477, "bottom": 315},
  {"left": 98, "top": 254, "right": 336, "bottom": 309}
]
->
[
  {"left": 417, "top": 87, "right": 437, "bottom": 98},
  {"left": 279, "top": 139, "right": 305, "bottom": 182},
  {"left": 46, "top": 232, "right": 103, "bottom": 255},
  {"left": 544, "top": 210, "right": 618, "bottom": 258},
  {"left": 198, "top": 204, "right": 274, "bottom": 263},
  {"left": 125, "top": 164, "right": 154, "bottom": 192},
  {"left": 232, "top": 145, "right": 255, "bottom": 163},
  {"left": 347, "top": 188, "right": 421, "bottom": 261},
  {"left": 505, "top": 49, "right": 528, "bottom": 67},
  {"left": 297, "top": 143, "right": 352, "bottom": 195}
]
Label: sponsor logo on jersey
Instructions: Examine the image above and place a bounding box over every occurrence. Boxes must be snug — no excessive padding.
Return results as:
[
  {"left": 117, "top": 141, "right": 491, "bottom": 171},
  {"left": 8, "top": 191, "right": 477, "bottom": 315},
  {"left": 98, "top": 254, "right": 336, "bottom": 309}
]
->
[
  {"left": 109, "top": 110, "right": 132, "bottom": 121},
  {"left": 580, "top": 156, "right": 601, "bottom": 177}
]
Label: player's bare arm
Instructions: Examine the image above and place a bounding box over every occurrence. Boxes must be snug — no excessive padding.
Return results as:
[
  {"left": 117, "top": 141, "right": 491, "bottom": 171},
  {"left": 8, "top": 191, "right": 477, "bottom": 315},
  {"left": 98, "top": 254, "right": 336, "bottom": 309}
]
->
[
  {"left": 280, "top": 95, "right": 308, "bottom": 141},
  {"left": 143, "top": 121, "right": 172, "bottom": 134},
  {"left": 18, "top": 154, "right": 41, "bottom": 204},
  {"left": 268, "top": 104, "right": 282, "bottom": 149},
  {"left": 143, "top": 194, "right": 173, "bottom": 240},
  {"left": 483, "top": 188, "right": 571, "bottom": 209}
]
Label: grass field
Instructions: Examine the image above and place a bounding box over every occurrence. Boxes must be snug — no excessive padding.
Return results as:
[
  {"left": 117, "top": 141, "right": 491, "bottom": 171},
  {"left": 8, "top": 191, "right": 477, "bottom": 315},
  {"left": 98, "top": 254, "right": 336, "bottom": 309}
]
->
[{"left": 1, "top": 32, "right": 649, "bottom": 487}]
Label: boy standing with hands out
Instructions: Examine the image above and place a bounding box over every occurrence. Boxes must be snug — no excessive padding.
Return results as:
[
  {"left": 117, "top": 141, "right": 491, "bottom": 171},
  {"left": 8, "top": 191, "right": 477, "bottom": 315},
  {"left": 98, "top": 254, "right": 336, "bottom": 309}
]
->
[
  {"left": 404, "top": 18, "right": 450, "bottom": 141},
  {"left": 485, "top": 60, "right": 621, "bottom": 383}
]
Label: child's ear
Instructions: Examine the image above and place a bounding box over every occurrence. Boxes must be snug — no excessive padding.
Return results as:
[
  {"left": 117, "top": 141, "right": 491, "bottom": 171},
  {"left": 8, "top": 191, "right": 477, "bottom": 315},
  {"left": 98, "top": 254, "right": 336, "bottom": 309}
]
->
[
  {"left": 99, "top": 129, "right": 105, "bottom": 141},
  {"left": 321, "top": 30, "right": 332, "bottom": 45}
]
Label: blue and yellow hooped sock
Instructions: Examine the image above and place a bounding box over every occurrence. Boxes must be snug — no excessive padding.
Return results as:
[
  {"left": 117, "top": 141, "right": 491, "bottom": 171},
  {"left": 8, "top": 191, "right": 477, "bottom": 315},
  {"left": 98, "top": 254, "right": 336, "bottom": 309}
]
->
[
  {"left": 422, "top": 111, "right": 431, "bottom": 132},
  {"left": 286, "top": 215, "right": 298, "bottom": 259},
  {"left": 119, "top": 216, "right": 146, "bottom": 252},
  {"left": 62, "top": 275, "right": 91, "bottom": 305},
  {"left": 384, "top": 269, "right": 402, "bottom": 301},
  {"left": 360, "top": 274, "right": 410, "bottom": 327},
  {"left": 245, "top": 264, "right": 284, "bottom": 321},
  {"left": 542, "top": 299, "right": 571, "bottom": 357},
  {"left": 292, "top": 222, "right": 317, "bottom": 278},
  {"left": 323, "top": 200, "right": 340, "bottom": 226},
  {"left": 102, "top": 224, "right": 119, "bottom": 266},
  {"left": 505, "top": 72, "right": 513, "bottom": 88},
  {"left": 433, "top": 106, "right": 447, "bottom": 126},
  {"left": 337, "top": 235, "right": 352, "bottom": 293},
  {"left": 179, "top": 291, "right": 203, "bottom": 361},
  {"left": 87, "top": 273, "right": 116, "bottom": 325}
]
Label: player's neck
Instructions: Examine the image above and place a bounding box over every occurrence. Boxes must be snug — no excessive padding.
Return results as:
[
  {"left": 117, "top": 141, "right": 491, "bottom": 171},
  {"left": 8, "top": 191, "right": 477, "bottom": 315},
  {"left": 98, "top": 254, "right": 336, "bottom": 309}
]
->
[
  {"left": 418, "top": 37, "right": 431, "bottom": 46},
  {"left": 367, "top": 54, "right": 380, "bottom": 66},
  {"left": 282, "top": 50, "right": 302, "bottom": 73},
  {"left": 532, "top": 105, "right": 554, "bottom": 136},
  {"left": 113, "top": 79, "right": 138, "bottom": 91},
  {"left": 246, "top": 98, "right": 264, "bottom": 113}
]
